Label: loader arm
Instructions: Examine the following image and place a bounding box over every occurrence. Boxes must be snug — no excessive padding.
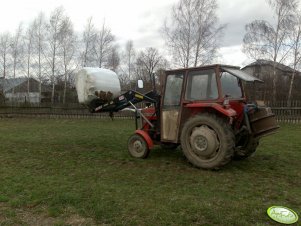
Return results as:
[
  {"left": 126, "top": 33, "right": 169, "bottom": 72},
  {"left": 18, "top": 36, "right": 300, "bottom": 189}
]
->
[{"left": 87, "top": 90, "right": 159, "bottom": 113}]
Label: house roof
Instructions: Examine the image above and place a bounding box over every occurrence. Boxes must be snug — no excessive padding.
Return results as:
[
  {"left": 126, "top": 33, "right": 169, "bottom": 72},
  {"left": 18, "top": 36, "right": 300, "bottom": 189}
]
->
[
  {"left": 0, "top": 77, "right": 29, "bottom": 92},
  {"left": 242, "top": 59, "right": 300, "bottom": 74}
]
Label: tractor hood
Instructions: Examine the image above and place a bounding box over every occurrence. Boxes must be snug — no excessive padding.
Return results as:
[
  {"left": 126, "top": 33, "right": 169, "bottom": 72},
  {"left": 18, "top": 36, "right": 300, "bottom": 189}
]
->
[{"left": 222, "top": 67, "right": 263, "bottom": 83}]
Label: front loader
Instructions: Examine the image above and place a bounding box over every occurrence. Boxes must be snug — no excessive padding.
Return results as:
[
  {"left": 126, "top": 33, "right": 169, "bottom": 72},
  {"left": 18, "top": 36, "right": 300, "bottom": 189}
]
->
[{"left": 82, "top": 64, "right": 279, "bottom": 169}]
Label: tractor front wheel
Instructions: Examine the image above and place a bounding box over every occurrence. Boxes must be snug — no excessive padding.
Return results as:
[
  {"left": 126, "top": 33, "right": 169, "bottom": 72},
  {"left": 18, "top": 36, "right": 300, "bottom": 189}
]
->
[
  {"left": 128, "top": 134, "right": 150, "bottom": 159},
  {"left": 180, "top": 114, "right": 235, "bottom": 169}
]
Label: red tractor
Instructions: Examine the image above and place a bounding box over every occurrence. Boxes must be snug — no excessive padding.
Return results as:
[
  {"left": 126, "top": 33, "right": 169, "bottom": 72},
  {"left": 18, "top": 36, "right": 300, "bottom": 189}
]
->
[{"left": 88, "top": 64, "right": 279, "bottom": 169}]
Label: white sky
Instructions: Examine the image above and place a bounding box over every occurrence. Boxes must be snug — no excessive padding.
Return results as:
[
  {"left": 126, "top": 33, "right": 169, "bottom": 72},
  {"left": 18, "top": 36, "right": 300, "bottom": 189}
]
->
[{"left": 0, "top": 0, "right": 276, "bottom": 67}]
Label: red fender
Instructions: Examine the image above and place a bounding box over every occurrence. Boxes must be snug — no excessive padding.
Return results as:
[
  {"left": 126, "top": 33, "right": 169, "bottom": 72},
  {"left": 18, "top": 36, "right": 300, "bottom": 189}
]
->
[
  {"left": 135, "top": 130, "right": 154, "bottom": 149},
  {"left": 185, "top": 102, "right": 237, "bottom": 117}
]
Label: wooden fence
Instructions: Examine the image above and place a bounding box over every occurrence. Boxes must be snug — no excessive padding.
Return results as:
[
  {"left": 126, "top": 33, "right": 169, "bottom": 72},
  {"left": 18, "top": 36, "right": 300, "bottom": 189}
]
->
[
  {"left": 0, "top": 105, "right": 135, "bottom": 119},
  {"left": 269, "top": 109, "right": 301, "bottom": 123},
  {"left": 266, "top": 100, "right": 301, "bottom": 123},
  {"left": 0, "top": 102, "right": 300, "bottom": 123}
]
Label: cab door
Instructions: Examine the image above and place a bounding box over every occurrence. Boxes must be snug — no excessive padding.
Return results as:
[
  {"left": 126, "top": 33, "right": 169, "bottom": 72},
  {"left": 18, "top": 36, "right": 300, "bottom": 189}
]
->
[{"left": 161, "top": 73, "right": 184, "bottom": 142}]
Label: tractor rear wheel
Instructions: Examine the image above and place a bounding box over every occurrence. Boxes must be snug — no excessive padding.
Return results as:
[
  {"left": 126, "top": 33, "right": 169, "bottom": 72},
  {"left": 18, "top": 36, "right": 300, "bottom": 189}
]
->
[
  {"left": 233, "top": 135, "right": 259, "bottom": 160},
  {"left": 180, "top": 114, "right": 235, "bottom": 169},
  {"left": 128, "top": 134, "right": 150, "bottom": 159}
]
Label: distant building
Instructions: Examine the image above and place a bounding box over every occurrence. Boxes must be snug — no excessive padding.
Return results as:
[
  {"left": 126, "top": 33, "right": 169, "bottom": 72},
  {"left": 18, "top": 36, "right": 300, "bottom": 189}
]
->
[
  {"left": 0, "top": 77, "right": 51, "bottom": 103},
  {"left": 242, "top": 59, "right": 301, "bottom": 101}
]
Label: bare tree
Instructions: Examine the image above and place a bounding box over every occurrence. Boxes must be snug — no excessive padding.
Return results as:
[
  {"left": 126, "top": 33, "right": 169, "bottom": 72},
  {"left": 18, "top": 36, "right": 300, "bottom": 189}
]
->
[
  {"left": 193, "top": 0, "right": 225, "bottom": 66},
  {"left": 163, "top": 0, "right": 224, "bottom": 68},
  {"left": 119, "top": 40, "right": 136, "bottom": 89},
  {"left": 0, "top": 32, "right": 11, "bottom": 79},
  {"left": 59, "top": 17, "right": 77, "bottom": 104},
  {"left": 11, "top": 24, "right": 24, "bottom": 94},
  {"left": 164, "top": 0, "right": 194, "bottom": 68},
  {"left": 134, "top": 48, "right": 168, "bottom": 92},
  {"left": 133, "top": 60, "right": 146, "bottom": 82},
  {"left": 32, "top": 12, "right": 47, "bottom": 102},
  {"left": 46, "top": 7, "right": 66, "bottom": 103},
  {"left": 81, "top": 17, "right": 96, "bottom": 67},
  {"left": 287, "top": 11, "right": 301, "bottom": 106},
  {"left": 107, "top": 45, "right": 120, "bottom": 72},
  {"left": 24, "top": 22, "right": 35, "bottom": 99},
  {"left": 136, "top": 47, "right": 163, "bottom": 81},
  {"left": 243, "top": 0, "right": 298, "bottom": 101},
  {"left": 94, "top": 20, "right": 115, "bottom": 68},
  {"left": 124, "top": 40, "right": 136, "bottom": 81}
]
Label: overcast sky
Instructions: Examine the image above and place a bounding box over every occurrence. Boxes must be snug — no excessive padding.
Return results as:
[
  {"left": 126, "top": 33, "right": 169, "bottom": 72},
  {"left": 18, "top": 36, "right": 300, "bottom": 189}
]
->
[{"left": 0, "top": 0, "right": 276, "bottom": 67}]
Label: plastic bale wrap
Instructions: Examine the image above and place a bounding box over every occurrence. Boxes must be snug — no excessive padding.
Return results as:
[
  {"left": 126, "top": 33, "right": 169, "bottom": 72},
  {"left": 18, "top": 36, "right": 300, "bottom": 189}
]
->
[{"left": 75, "top": 67, "right": 121, "bottom": 105}]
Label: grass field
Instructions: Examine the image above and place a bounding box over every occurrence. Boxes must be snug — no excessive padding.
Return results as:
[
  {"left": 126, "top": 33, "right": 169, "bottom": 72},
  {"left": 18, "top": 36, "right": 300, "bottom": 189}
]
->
[{"left": 0, "top": 118, "right": 300, "bottom": 226}]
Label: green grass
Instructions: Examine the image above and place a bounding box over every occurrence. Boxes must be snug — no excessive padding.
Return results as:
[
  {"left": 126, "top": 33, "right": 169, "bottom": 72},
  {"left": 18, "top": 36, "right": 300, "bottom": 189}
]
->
[{"left": 0, "top": 118, "right": 300, "bottom": 225}]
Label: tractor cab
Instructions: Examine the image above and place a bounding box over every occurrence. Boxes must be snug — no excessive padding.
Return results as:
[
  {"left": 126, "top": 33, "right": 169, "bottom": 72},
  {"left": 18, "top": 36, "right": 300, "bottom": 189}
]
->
[
  {"left": 161, "top": 65, "right": 262, "bottom": 143},
  {"left": 156, "top": 64, "right": 278, "bottom": 169}
]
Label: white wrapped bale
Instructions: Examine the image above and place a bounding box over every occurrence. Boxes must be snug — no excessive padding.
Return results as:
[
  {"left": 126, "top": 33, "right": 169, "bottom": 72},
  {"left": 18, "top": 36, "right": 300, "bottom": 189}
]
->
[{"left": 75, "top": 67, "right": 121, "bottom": 105}]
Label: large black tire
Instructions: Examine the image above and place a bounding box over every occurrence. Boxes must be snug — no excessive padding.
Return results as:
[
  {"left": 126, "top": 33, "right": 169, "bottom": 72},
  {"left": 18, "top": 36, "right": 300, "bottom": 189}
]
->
[
  {"left": 128, "top": 134, "right": 150, "bottom": 159},
  {"left": 233, "top": 136, "right": 259, "bottom": 160},
  {"left": 180, "top": 114, "right": 235, "bottom": 169}
]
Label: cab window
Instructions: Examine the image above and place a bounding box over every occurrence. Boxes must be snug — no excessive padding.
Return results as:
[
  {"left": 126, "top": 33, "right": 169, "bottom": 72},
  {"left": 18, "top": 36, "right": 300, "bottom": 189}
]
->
[
  {"left": 163, "top": 74, "right": 184, "bottom": 106},
  {"left": 185, "top": 70, "right": 218, "bottom": 100},
  {"left": 220, "top": 72, "right": 243, "bottom": 98}
]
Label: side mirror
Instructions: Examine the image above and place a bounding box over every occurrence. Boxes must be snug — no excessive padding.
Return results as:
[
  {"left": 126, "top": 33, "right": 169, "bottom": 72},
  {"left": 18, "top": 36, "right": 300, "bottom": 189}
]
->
[{"left": 138, "top": 80, "right": 143, "bottom": 89}]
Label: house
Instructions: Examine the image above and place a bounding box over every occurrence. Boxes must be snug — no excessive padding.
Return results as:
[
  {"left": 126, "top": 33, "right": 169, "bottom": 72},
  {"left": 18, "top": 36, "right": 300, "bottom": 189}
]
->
[
  {"left": 241, "top": 59, "right": 301, "bottom": 101},
  {"left": 0, "top": 77, "right": 50, "bottom": 103}
]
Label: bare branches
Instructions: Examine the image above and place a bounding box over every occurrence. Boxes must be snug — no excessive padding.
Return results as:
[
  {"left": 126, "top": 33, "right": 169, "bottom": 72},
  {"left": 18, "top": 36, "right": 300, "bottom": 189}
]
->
[
  {"left": 243, "top": 0, "right": 297, "bottom": 63},
  {"left": 94, "top": 20, "right": 115, "bottom": 68},
  {"left": 136, "top": 47, "right": 163, "bottom": 81},
  {"left": 287, "top": 10, "right": 301, "bottom": 106},
  {"left": 163, "top": 0, "right": 224, "bottom": 68},
  {"left": 46, "top": 7, "right": 67, "bottom": 103},
  {"left": 243, "top": 20, "right": 277, "bottom": 60},
  {"left": 59, "top": 16, "right": 77, "bottom": 104},
  {"left": 80, "top": 18, "right": 116, "bottom": 69},
  {"left": 243, "top": 0, "right": 299, "bottom": 102},
  {"left": 107, "top": 45, "right": 120, "bottom": 72},
  {"left": 0, "top": 32, "right": 11, "bottom": 78},
  {"left": 10, "top": 24, "right": 24, "bottom": 94},
  {"left": 81, "top": 17, "right": 96, "bottom": 67},
  {"left": 24, "top": 21, "right": 35, "bottom": 96}
]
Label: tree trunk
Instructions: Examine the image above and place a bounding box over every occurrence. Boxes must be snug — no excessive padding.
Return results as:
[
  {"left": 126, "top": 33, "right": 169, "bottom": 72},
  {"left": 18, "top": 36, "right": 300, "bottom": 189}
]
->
[
  {"left": 38, "top": 66, "right": 42, "bottom": 103},
  {"left": 27, "top": 53, "right": 30, "bottom": 102},
  {"left": 63, "top": 69, "right": 67, "bottom": 104},
  {"left": 13, "top": 62, "right": 16, "bottom": 95},
  {"left": 272, "top": 62, "right": 277, "bottom": 103},
  {"left": 51, "top": 81, "right": 55, "bottom": 104},
  {"left": 287, "top": 70, "right": 296, "bottom": 107},
  {"left": 39, "top": 81, "right": 42, "bottom": 105},
  {"left": 271, "top": 7, "right": 282, "bottom": 103},
  {"left": 83, "top": 49, "right": 88, "bottom": 67},
  {"left": 51, "top": 45, "right": 56, "bottom": 104},
  {"left": 27, "top": 78, "right": 30, "bottom": 103},
  {"left": 194, "top": 43, "right": 200, "bottom": 67},
  {"left": 194, "top": 33, "right": 202, "bottom": 67},
  {"left": 3, "top": 52, "right": 6, "bottom": 78}
]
